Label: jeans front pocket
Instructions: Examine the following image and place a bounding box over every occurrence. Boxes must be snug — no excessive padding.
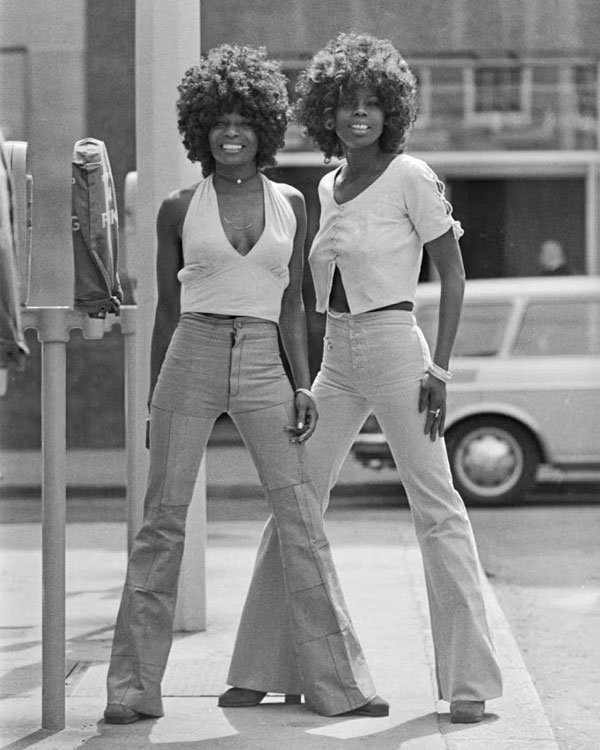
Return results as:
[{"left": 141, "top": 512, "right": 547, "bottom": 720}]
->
[{"left": 365, "top": 322, "right": 428, "bottom": 388}]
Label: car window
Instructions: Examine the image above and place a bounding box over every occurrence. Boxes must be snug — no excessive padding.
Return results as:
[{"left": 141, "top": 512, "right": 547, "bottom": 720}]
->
[
  {"left": 417, "top": 303, "right": 511, "bottom": 356},
  {"left": 512, "top": 301, "right": 600, "bottom": 356}
]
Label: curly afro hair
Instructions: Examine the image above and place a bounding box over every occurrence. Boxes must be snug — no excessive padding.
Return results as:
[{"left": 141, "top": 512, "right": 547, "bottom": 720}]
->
[
  {"left": 295, "top": 33, "right": 418, "bottom": 160},
  {"left": 177, "top": 44, "right": 290, "bottom": 176}
]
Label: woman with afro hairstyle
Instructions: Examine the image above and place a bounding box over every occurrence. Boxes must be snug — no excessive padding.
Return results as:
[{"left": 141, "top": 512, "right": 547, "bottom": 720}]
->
[
  {"left": 103, "top": 43, "right": 387, "bottom": 724},
  {"left": 227, "top": 34, "right": 503, "bottom": 725}
]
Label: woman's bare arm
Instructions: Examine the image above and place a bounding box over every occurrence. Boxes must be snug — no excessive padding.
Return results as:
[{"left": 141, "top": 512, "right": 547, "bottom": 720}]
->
[
  {"left": 278, "top": 185, "right": 317, "bottom": 441},
  {"left": 419, "top": 227, "right": 466, "bottom": 439},
  {"left": 147, "top": 191, "right": 188, "bottom": 407}
]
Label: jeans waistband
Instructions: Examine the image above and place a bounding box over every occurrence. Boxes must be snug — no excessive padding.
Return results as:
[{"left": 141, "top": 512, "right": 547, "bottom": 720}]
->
[
  {"left": 180, "top": 312, "right": 276, "bottom": 330},
  {"left": 327, "top": 308, "right": 416, "bottom": 325}
]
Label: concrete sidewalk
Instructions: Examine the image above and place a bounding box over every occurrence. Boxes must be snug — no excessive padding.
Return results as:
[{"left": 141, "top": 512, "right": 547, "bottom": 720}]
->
[
  {"left": 0, "top": 500, "right": 558, "bottom": 750},
  {"left": 0, "top": 446, "right": 401, "bottom": 498}
]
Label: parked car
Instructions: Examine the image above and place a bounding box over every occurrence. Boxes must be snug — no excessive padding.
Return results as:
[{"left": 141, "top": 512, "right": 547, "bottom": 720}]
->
[{"left": 351, "top": 275, "right": 600, "bottom": 504}]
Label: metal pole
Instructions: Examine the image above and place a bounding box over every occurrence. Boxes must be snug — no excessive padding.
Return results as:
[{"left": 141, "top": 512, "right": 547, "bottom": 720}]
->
[
  {"left": 38, "top": 308, "right": 69, "bottom": 730},
  {"left": 586, "top": 163, "right": 599, "bottom": 275},
  {"left": 121, "top": 306, "right": 143, "bottom": 552}
]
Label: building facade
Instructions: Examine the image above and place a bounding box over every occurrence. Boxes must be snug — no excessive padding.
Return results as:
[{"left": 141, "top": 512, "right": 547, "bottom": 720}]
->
[
  {"left": 1, "top": 0, "right": 599, "bottom": 286},
  {"left": 200, "top": 0, "right": 600, "bottom": 280},
  {"left": 0, "top": 0, "right": 599, "bottom": 450}
]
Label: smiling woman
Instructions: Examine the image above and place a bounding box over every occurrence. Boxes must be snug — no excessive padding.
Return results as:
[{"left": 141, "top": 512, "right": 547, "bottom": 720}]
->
[
  {"left": 228, "top": 32, "right": 502, "bottom": 727},
  {"left": 102, "top": 43, "right": 387, "bottom": 725},
  {"left": 176, "top": 45, "right": 288, "bottom": 176}
]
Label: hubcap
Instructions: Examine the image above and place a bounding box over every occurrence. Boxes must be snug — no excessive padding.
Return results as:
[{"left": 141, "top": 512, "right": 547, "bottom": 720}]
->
[{"left": 454, "top": 427, "right": 524, "bottom": 499}]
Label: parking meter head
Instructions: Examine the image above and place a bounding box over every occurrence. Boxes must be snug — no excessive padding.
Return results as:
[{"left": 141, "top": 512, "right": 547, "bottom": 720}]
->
[
  {"left": 72, "top": 138, "right": 123, "bottom": 318},
  {"left": 0, "top": 132, "right": 29, "bottom": 374}
]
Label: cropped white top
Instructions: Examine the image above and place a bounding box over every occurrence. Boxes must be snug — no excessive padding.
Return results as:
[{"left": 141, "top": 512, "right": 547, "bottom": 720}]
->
[
  {"left": 308, "top": 154, "right": 464, "bottom": 314},
  {"left": 178, "top": 174, "right": 296, "bottom": 322}
]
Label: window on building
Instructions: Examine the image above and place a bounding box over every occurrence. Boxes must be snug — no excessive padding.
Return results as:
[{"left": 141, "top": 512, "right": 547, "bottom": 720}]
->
[
  {"left": 512, "top": 302, "right": 600, "bottom": 357},
  {"left": 464, "top": 63, "right": 531, "bottom": 126},
  {"left": 412, "top": 66, "right": 431, "bottom": 127},
  {"left": 574, "top": 64, "right": 597, "bottom": 119},
  {"left": 474, "top": 66, "right": 522, "bottom": 113},
  {"left": 281, "top": 61, "right": 311, "bottom": 151}
]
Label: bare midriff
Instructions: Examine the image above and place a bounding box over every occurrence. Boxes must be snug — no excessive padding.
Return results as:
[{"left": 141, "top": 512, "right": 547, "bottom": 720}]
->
[{"left": 328, "top": 266, "right": 413, "bottom": 314}]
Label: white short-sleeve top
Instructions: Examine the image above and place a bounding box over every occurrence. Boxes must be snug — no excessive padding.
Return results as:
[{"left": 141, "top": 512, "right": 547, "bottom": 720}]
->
[{"left": 308, "top": 154, "right": 464, "bottom": 314}]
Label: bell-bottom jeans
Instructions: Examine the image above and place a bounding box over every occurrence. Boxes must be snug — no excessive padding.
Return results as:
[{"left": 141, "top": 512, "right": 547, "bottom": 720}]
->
[
  {"left": 228, "top": 309, "right": 503, "bottom": 703},
  {"left": 105, "top": 313, "right": 376, "bottom": 717}
]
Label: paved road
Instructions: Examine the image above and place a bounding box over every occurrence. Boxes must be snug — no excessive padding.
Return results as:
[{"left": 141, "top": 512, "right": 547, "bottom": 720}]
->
[{"left": 469, "top": 504, "right": 600, "bottom": 750}]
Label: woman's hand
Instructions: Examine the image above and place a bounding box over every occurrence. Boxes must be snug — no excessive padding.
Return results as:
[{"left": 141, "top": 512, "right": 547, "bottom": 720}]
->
[
  {"left": 419, "top": 373, "right": 446, "bottom": 441},
  {"left": 287, "top": 391, "right": 319, "bottom": 443}
]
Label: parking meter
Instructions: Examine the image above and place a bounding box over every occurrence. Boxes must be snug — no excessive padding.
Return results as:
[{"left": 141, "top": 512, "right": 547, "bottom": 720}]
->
[
  {"left": 3, "top": 141, "right": 32, "bottom": 307},
  {"left": 0, "top": 133, "right": 29, "bottom": 395},
  {"left": 71, "top": 138, "right": 123, "bottom": 318}
]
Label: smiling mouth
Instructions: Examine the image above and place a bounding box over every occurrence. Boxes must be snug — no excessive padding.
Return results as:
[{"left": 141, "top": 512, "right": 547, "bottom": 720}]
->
[
  {"left": 222, "top": 143, "right": 243, "bottom": 153},
  {"left": 349, "top": 124, "right": 369, "bottom": 133}
]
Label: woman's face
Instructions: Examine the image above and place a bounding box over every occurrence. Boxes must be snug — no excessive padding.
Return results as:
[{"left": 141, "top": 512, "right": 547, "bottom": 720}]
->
[
  {"left": 334, "top": 85, "right": 385, "bottom": 150},
  {"left": 209, "top": 103, "right": 259, "bottom": 169}
]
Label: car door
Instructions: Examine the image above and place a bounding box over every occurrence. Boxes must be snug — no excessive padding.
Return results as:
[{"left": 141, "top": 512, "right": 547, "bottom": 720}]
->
[{"left": 506, "top": 298, "right": 600, "bottom": 465}]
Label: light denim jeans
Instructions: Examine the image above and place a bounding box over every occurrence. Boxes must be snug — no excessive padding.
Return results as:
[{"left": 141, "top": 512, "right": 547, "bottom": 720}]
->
[
  {"left": 228, "top": 309, "right": 503, "bottom": 703},
  {"left": 106, "top": 313, "right": 376, "bottom": 717}
]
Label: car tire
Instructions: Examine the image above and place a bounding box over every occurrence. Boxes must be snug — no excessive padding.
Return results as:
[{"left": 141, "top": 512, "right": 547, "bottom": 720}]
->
[{"left": 445, "top": 417, "right": 541, "bottom": 505}]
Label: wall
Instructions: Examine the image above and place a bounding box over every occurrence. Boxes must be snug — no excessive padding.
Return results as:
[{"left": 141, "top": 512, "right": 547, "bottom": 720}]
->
[
  {"left": 0, "top": 0, "right": 86, "bottom": 306},
  {"left": 200, "top": 0, "right": 600, "bottom": 56},
  {"left": 0, "top": 0, "right": 134, "bottom": 451},
  {"left": 85, "top": 0, "right": 136, "bottom": 224}
]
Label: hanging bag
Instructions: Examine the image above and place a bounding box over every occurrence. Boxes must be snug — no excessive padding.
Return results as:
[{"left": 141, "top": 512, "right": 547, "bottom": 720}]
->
[{"left": 71, "top": 138, "right": 123, "bottom": 318}]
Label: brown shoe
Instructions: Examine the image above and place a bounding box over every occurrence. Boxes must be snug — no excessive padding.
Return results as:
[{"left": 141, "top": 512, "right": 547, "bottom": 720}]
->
[
  {"left": 218, "top": 687, "right": 267, "bottom": 707},
  {"left": 450, "top": 700, "right": 485, "bottom": 724},
  {"left": 218, "top": 688, "right": 302, "bottom": 707},
  {"left": 103, "top": 703, "right": 151, "bottom": 724},
  {"left": 341, "top": 695, "right": 390, "bottom": 717}
]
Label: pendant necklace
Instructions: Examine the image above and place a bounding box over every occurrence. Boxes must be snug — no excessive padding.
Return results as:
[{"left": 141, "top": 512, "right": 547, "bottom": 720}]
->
[
  {"left": 215, "top": 171, "right": 259, "bottom": 229},
  {"left": 221, "top": 213, "right": 255, "bottom": 231}
]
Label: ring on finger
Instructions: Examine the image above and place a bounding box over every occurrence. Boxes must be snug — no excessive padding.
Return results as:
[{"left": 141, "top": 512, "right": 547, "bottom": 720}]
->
[{"left": 428, "top": 408, "right": 441, "bottom": 418}]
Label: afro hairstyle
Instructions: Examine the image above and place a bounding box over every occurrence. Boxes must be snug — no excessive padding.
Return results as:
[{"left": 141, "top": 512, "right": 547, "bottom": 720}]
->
[
  {"left": 295, "top": 33, "right": 418, "bottom": 160},
  {"left": 177, "top": 44, "right": 290, "bottom": 176}
]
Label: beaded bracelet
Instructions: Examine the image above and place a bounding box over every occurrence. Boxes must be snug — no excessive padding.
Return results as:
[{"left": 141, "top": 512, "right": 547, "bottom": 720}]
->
[
  {"left": 294, "top": 387, "right": 315, "bottom": 401},
  {"left": 427, "top": 362, "right": 453, "bottom": 383}
]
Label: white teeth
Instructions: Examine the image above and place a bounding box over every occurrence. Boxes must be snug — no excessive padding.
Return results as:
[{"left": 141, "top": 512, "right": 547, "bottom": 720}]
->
[
  {"left": 222, "top": 144, "right": 242, "bottom": 152},
  {"left": 350, "top": 125, "right": 368, "bottom": 131}
]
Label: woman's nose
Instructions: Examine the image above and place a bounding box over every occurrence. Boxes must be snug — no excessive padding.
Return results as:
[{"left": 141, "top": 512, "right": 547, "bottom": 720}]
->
[
  {"left": 224, "top": 122, "right": 240, "bottom": 136},
  {"left": 353, "top": 99, "right": 367, "bottom": 115}
]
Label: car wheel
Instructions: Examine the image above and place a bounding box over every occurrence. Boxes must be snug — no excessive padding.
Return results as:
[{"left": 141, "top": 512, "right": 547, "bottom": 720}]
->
[{"left": 445, "top": 417, "right": 541, "bottom": 505}]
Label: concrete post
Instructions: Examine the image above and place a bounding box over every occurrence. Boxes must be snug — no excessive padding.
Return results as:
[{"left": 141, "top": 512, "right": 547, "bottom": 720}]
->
[{"left": 134, "top": 0, "right": 206, "bottom": 630}]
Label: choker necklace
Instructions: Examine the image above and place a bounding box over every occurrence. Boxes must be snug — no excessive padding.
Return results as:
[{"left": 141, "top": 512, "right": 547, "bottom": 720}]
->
[{"left": 215, "top": 171, "right": 258, "bottom": 186}]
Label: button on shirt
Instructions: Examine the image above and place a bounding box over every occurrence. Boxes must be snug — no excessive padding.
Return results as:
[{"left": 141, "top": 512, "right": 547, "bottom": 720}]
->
[{"left": 308, "top": 154, "right": 464, "bottom": 314}]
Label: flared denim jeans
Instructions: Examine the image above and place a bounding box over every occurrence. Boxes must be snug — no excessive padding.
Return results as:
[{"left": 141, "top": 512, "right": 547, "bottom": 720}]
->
[
  {"left": 106, "top": 313, "right": 376, "bottom": 717},
  {"left": 228, "top": 310, "right": 503, "bottom": 703}
]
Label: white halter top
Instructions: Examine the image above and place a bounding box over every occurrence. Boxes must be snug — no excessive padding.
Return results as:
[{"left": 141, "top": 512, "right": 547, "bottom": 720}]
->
[{"left": 178, "top": 174, "right": 297, "bottom": 322}]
